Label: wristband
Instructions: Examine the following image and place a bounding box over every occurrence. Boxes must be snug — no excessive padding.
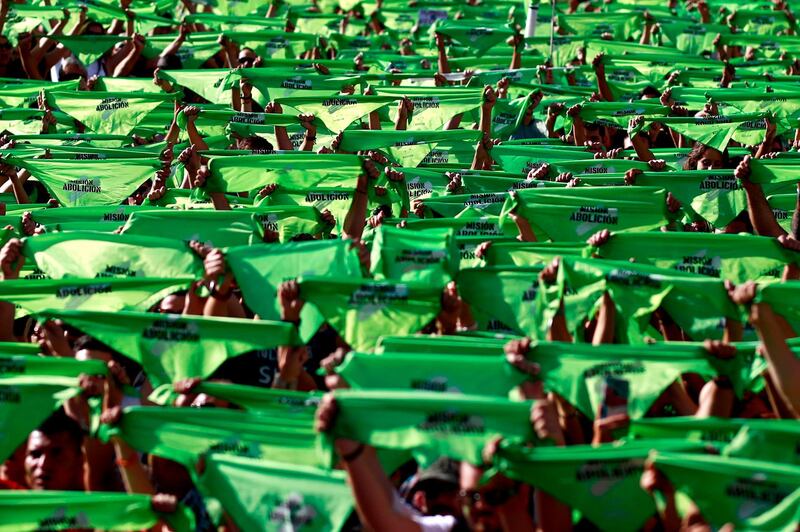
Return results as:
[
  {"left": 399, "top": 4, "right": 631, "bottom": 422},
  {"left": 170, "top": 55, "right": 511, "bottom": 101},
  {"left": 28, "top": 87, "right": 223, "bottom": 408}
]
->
[{"left": 341, "top": 443, "right": 365, "bottom": 463}]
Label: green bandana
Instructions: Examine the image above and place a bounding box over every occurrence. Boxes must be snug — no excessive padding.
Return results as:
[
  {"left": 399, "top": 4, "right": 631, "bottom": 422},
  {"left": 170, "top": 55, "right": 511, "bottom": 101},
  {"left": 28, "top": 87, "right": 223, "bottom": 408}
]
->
[
  {"left": 375, "top": 86, "right": 484, "bottom": 130},
  {"left": 120, "top": 210, "right": 265, "bottom": 247},
  {"left": 458, "top": 266, "right": 549, "bottom": 338},
  {"left": 595, "top": 232, "right": 794, "bottom": 282},
  {"left": 554, "top": 256, "right": 740, "bottom": 343},
  {"left": 653, "top": 452, "right": 800, "bottom": 531},
  {"left": 430, "top": 20, "right": 515, "bottom": 54},
  {"left": 199, "top": 455, "right": 353, "bottom": 532},
  {"left": 526, "top": 342, "right": 753, "bottom": 419},
  {"left": 631, "top": 113, "right": 766, "bottom": 151},
  {"left": 0, "top": 376, "right": 85, "bottom": 462},
  {"left": 0, "top": 491, "right": 194, "bottom": 532},
  {"left": 0, "top": 277, "right": 191, "bottom": 315},
  {"left": 334, "top": 351, "right": 526, "bottom": 397},
  {"left": 101, "top": 405, "right": 332, "bottom": 473},
  {"left": 46, "top": 91, "right": 175, "bottom": 137},
  {"left": 297, "top": 276, "right": 443, "bottom": 350},
  {"left": 38, "top": 309, "right": 297, "bottom": 387},
  {"left": 275, "top": 95, "right": 395, "bottom": 132},
  {"left": 495, "top": 439, "right": 705, "bottom": 531},
  {"left": 369, "top": 225, "right": 458, "bottom": 284},
  {"left": 225, "top": 240, "right": 362, "bottom": 324},
  {"left": 635, "top": 170, "right": 746, "bottom": 227},
  {"left": 337, "top": 129, "right": 481, "bottom": 167},
  {"left": 501, "top": 186, "right": 668, "bottom": 241},
  {"left": 50, "top": 35, "right": 126, "bottom": 66},
  {"left": 206, "top": 154, "right": 363, "bottom": 193},
  {"left": 332, "top": 389, "right": 533, "bottom": 465},
  {"left": 10, "top": 157, "right": 160, "bottom": 207},
  {"left": 24, "top": 232, "right": 202, "bottom": 279},
  {"left": 157, "top": 69, "right": 232, "bottom": 105}
]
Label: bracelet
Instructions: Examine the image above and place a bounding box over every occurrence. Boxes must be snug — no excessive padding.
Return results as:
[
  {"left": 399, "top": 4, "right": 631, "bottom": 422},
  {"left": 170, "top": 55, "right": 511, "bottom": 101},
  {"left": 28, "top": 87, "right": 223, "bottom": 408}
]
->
[
  {"left": 341, "top": 443, "right": 365, "bottom": 463},
  {"left": 241, "top": 96, "right": 253, "bottom": 101}
]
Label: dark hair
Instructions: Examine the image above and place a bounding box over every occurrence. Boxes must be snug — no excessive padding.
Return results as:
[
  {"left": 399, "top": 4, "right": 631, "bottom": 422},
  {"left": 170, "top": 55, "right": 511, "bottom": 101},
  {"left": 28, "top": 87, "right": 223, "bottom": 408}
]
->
[
  {"left": 639, "top": 85, "right": 660, "bottom": 98},
  {"left": 237, "top": 136, "right": 274, "bottom": 152},
  {"left": 683, "top": 143, "right": 729, "bottom": 170},
  {"left": 73, "top": 334, "right": 113, "bottom": 353},
  {"left": 35, "top": 409, "right": 84, "bottom": 447},
  {"left": 157, "top": 53, "right": 182, "bottom": 71}
]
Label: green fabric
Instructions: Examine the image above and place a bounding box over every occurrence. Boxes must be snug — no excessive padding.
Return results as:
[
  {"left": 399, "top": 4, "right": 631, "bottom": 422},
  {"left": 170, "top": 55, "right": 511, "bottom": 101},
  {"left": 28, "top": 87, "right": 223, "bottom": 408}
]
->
[
  {"left": 102, "top": 405, "right": 332, "bottom": 473},
  {"left": 527, "top": 342, "right": 753, "bottom": 419},
  {"left": 634, "top": 170, "right": 746, "bottom": 227},
  {"left": 199, "top": 455, "right": 353, "bottom": 532},
  {"left": 196, "top": 382, "right": 322, "bottom": 416},
  {"left": 38, "top": 309, "right": 297, "bottom": 387},
  {"left": 595, "top": 232, "right": 795, "bottom": 282},
  {"left": 46, "top": 91, "right": 174, "bottom": 136},
  {"left": 223, "top": 30, "right": 317, "bottom": 60},
  {"left": 369, "top": 225, "right": 458, "bottom": 284},
  {"left": 495, "top": 439, "right": 705, "bottom": 532},
  {"left": 768, "top": 193, "right": 796, "bottom": 233},
  {"left": 458, "top": 266, "right": 549, "bottom": 338},
  {"left": 157, "top": 69, "right": 232, "bottom": 105},
  {"left": 653, "top": 452, "right": 800, "bottom": 531},
  {"left": 630, "top": 417, "right": 748, "bottom": 447},
  {"left": 631, "top": 113, "right": 767, "bottom": 151},
  {"left": 335, "top": 351, "right": 525, "bottom": 396},
  {"left": 332, "top": 389, "right": 533, "bottom": 465},
  {"left": 750, "top": 158, "right": 800, "bottom": 184},
  {"left": 120, "top": 209, "right": 264, "bottom": 247},
  {"left": 49, "top": 35, "right": 126, "bottom": 66},
  {"left": 579, "top": 101, "right": 669, "bottom": 129},
  {"left": 554, "top": 256, "right": 740, "bottom": 343},
  {"left": 298, "top": 276, "right": 443, "bottom": 351},
  {"left": 0, "top": 376, "right": 84, "bottom": 462},
  {"left": 0, "top": 277, "right": 191, "bottom": 314},
  {"left": 0, "top": 491, "right": 194, "bottom": 532},
  {"left": 0, "top": 354, "right": 105, "bottom": 380},
  {"left": 274, "top": 95, "right": 395, "bottom": 131},
  {"left": 24, "top": 232, "right": 202, "bottom": 280},
  {"left": 206, "top": 154, "right": 363, "bottom": 192},
  {"left": 430, "top": 20, "right": 515, "bottom": 54},
  {"left": 338, "top": 129, "right": 481, "bottom": 167},
  {"left": 221, "top": 68, "right": 360, "bottom": 107},
  {"left": 142, "top": 33, "right": 222, "bottom": 69},
  {"left": 375, "top": 86, "right": 483, "bottom": 130},
  {"left": 27, "top": 205, "right": 150, "bottom": 231},
  {"left": 501, "top": 186, "right": 668, "bottom": 242},
  {"left": 10, "top": 157, "right": 160, "bottom": 207},
  {"left": 755, "top": 282, "right": 800, "bottom": 333},
  {"left": 225, "top": 240, "right": 362, "bottom": 323}
]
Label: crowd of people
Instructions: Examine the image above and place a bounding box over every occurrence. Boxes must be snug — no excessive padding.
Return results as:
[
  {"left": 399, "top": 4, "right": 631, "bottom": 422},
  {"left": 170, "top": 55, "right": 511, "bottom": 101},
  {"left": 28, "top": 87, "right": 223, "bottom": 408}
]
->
[{"left": 0, "top": 0, "right": 798, "bottom": 530}]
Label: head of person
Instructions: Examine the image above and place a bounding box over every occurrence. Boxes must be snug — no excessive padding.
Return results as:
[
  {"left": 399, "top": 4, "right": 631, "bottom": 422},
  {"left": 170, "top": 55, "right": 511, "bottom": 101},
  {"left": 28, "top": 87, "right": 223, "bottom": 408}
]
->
[
  {"left": 60, "top": 57, "right": 87, "bottom": 82},
  {"left": 585, "top": 123, "right": 612, "bottom": 151},
  {"left": 235, "top": 135, "right": 274, "bottom": 153},
  {"left": 684, "top": 143, "right": 728, "bottom": 170},
  {"left": 639, "top": 86, "right": 661, "bottom": 100},
  {"left": 237, "top": 47, "right": 257, "bottom": 68},
  {"left": 156, "top": 53, "right": 183, "bottom": 71},
  {"left": 83, "top": 22, "right": 105, "bottom": 36},
  {"left": 459, "top": 462, "right": 519, "bottom": 532},
  {"left": 406, "top": 458, "right": 462, "bottom": 518},
  {"left": 25, "top": 409, "right": 84, "bottom": 490},
  {"left": 156, "top": 290, "right": 188, "bottom": 314}
]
